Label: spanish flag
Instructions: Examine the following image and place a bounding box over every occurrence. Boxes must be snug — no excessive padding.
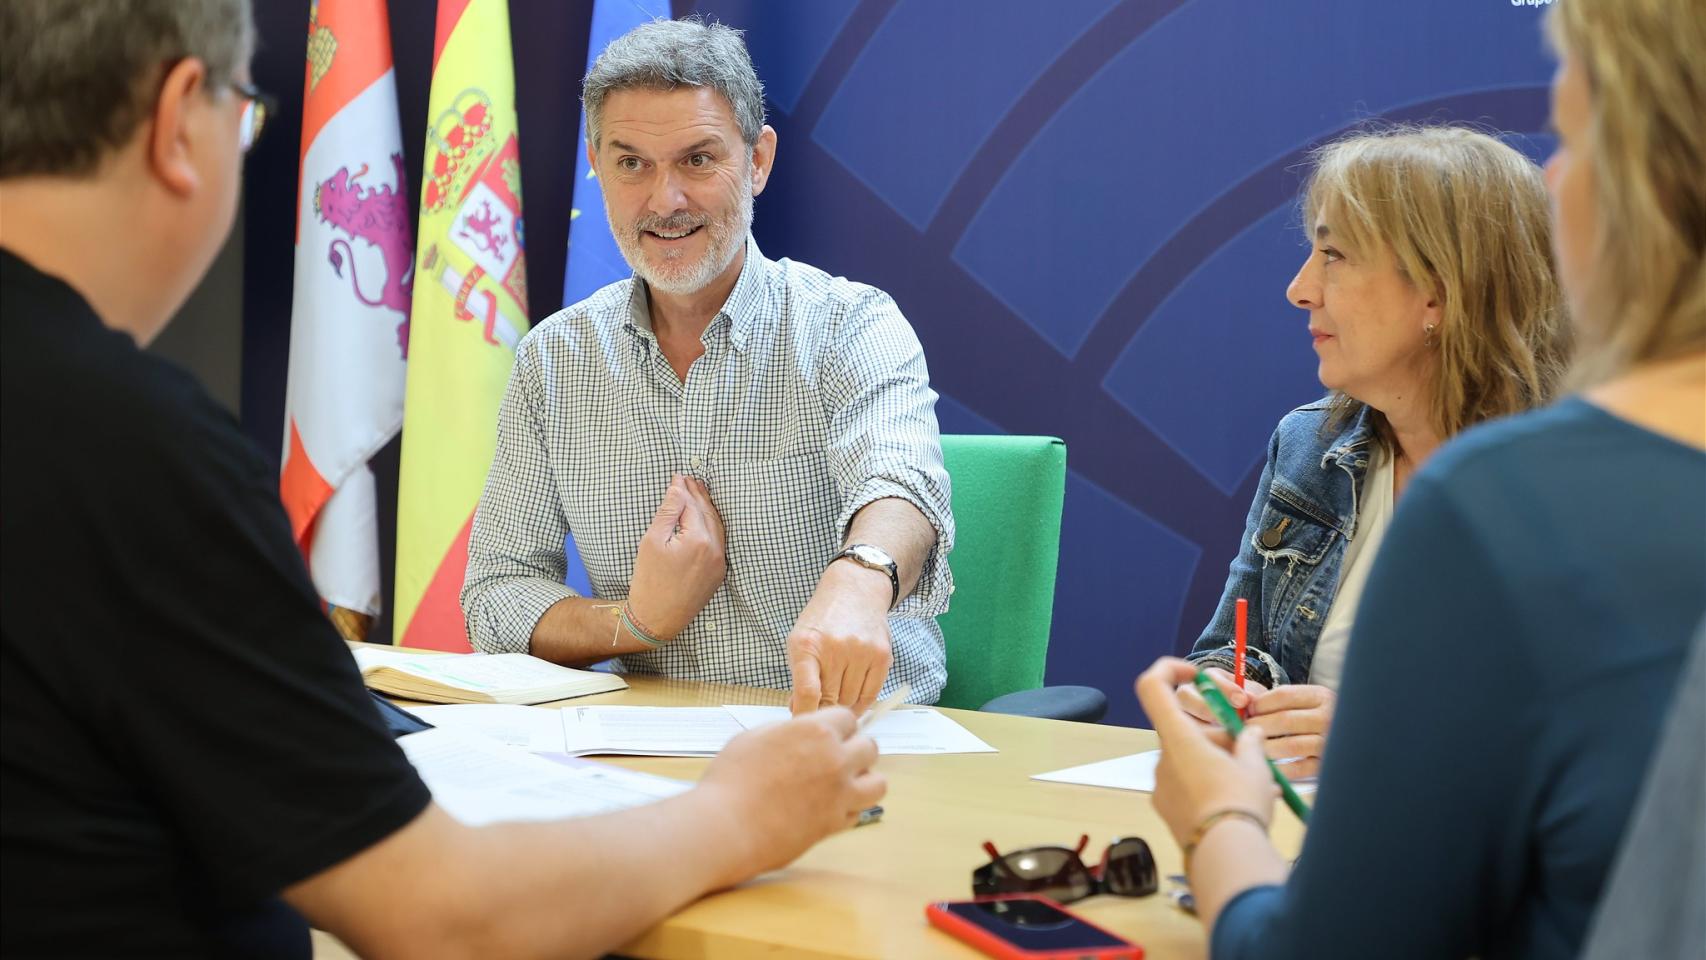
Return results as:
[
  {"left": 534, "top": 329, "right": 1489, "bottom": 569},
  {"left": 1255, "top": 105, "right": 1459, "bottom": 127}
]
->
[{"left": 394, "top": 0, "right": 527, "bottom": 650}]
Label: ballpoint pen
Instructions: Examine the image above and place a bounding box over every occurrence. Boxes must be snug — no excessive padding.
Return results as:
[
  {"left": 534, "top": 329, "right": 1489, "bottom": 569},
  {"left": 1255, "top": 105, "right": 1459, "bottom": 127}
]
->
[
  {"left": 851, "top": 682, "right": 909, "bottom": 827},
  {"left": 858, "top": 681, "right": 911, "bottom": 731}
]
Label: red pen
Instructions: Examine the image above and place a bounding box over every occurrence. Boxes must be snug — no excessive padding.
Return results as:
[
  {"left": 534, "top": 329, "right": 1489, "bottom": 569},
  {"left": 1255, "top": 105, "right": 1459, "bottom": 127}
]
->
[{"left": 1234, "top": 598, "right": 1248, "bottom": 717}]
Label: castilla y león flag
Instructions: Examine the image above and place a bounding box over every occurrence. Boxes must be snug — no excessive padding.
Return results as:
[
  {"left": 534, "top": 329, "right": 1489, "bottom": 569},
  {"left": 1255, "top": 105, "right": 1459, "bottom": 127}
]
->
[
  {"left": 394, "top": 0, "right": 527, "bottom": 650},
  {"left": 282, "top": 0, "right": 412, "bottom": 640}
]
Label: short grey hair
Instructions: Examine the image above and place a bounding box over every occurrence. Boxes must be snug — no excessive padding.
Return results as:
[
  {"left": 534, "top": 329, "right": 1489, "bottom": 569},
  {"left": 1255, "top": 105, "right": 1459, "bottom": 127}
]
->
[
  {"left": 0, "top": 0, "right": 254, "bottom": 178},
  {"left": 582, "top": 16, "right": 766, "bottom": 150}
]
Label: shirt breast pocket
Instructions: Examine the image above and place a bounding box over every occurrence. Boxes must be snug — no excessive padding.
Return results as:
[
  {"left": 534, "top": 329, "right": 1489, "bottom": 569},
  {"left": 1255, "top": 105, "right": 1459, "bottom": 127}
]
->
[
  {"left": 712, "top": 452, "right": 840, "bottom": 611},
  {"left": 1249, "top": 489, "right": 1340, "bottom": 568}
]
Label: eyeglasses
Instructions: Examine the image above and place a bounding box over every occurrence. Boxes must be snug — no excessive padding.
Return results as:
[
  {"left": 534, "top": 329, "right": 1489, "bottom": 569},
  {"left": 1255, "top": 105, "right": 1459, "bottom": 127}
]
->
[
  {"left": 231, "top": 80, "right": 275, "bottom": 154},
  {"left": 972, "top": 835, "right": 1158, "bottom": 904}
]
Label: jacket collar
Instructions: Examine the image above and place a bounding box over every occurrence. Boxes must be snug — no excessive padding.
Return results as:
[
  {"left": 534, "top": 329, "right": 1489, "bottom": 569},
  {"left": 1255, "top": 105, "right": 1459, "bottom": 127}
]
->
[{"left": 1319, "top": 401, "right": 1378, "bottom": 472}]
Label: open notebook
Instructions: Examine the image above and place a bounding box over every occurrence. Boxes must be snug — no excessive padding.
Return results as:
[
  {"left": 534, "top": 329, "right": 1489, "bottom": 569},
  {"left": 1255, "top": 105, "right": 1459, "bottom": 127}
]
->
[{"left": 352, "top": 647, "right": 627, "bottom": 705}]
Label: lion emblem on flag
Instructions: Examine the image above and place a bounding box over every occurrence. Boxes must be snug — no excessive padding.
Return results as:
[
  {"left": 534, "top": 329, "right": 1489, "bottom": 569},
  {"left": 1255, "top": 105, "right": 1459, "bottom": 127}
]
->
[{"left": 314, "top": 152, "right": 414, "bottom": 358}]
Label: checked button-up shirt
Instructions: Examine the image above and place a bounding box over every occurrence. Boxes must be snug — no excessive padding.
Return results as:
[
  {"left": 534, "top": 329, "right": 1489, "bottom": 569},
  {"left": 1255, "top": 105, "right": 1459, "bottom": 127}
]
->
[{"left": 461, "top": 238, "right": 954, "bottom": 702}]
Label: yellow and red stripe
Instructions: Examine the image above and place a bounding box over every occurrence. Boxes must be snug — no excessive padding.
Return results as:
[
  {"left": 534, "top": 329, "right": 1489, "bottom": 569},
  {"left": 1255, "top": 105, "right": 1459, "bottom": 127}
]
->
[{"left": 394, "top": 0, "right": 528, "bottom": 650}]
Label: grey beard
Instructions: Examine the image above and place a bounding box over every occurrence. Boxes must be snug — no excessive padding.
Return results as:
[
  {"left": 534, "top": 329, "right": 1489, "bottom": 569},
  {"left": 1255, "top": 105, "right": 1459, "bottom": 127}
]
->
[{"left": 616, "top": 190, "right": 753, "bottom": 297}]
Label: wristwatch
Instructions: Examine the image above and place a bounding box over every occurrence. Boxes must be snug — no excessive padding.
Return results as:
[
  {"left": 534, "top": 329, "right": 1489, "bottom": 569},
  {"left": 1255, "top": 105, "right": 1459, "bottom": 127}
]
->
[{"left": 832, "top": 543, "right": 900, "bottom": 610}]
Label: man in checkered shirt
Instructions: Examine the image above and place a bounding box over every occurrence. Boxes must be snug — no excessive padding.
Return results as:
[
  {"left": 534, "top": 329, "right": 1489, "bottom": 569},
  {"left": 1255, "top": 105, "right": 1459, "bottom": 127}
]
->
[{"left": 462, "top": 18, "right": 953, "bottom": 710}]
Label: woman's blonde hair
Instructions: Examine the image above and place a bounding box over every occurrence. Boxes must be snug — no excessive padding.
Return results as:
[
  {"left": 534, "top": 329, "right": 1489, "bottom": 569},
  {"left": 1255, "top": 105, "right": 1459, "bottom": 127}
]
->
[
  {"left": 1549, "top": 0, "right": 1706, "bottom": 385},
  {"left": 1303, "top": 125, "right": 1571, "bottom": 445}
]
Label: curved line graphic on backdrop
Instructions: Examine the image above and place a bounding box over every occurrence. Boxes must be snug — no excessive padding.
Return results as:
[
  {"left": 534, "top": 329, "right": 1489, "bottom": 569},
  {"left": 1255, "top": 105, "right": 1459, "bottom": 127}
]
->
[
  {"left": 783, "top": 2, "right": 1549, "bottom": 387},
  {"left": 920, "top": 0, "right": 1192, "bottom": 252},
  {"left": 785, "top": 0, "right": 1189, "bottom": 239},
  {"left": 1073, "top": 86, "right": 1553, "bottom": 383},
  {"left": 782, "top": 0, "right": 901, "bottom": 132},
  {"left": 743, "top": 86, "right": 1551, "bottom": 529}
]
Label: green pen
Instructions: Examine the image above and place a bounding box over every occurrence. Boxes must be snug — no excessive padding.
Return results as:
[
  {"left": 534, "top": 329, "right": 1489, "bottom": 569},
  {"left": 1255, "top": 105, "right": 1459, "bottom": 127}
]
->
[{"left": 1192, "top": 670, "right": 1312, "bottom": 824}]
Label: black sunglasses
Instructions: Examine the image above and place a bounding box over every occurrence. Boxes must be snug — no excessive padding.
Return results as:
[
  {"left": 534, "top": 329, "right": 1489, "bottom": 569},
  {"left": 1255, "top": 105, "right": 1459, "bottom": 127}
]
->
[{"left": 972, "top": 835, "right": 1158, "bottom": 904}]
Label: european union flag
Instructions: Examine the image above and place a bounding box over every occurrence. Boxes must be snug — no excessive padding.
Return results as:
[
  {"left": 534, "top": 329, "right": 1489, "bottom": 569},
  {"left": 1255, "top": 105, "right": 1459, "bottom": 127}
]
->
[
  {"left": 562, "top": 0, "right": 670, "bottom": 309},
  {"left": 561, "top": 0, "right": 667, "bottom": 598}
]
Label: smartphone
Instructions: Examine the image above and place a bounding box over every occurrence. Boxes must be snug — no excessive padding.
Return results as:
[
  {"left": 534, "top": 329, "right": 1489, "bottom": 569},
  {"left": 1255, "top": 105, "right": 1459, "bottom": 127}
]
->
[{"left": 925, "top": 895, "right": 1144, "bottom": 959}]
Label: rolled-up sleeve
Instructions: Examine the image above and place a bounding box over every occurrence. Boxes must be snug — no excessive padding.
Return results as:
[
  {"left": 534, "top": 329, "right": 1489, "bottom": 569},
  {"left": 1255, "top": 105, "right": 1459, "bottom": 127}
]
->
[
  {"left": 460, "top": 335, "right": 579, "bottom": 653},
  {"left": 821, "top": 288, "right": 954, "bottom": 618}
]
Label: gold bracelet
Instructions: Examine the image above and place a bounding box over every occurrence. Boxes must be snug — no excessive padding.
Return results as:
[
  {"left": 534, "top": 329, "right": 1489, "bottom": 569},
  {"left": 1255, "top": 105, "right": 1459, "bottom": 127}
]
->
[
  {"left": 590, "top": 603, "right": 623, "bottom": 647},
  {"left": 1181, "top": 808, "right": 1269, "bottom": 876}
]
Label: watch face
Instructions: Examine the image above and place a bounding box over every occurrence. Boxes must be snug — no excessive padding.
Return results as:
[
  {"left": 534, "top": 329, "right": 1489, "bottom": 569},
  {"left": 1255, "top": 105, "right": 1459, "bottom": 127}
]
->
[{"left": 848, "top": 544, "right": 891, "bottom": 567}]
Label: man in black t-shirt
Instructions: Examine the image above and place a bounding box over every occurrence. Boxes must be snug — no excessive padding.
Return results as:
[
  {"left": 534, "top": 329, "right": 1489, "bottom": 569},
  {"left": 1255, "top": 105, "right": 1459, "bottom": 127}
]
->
[{"left": 0, "top": 3, "right": 884, "bottom": 957}]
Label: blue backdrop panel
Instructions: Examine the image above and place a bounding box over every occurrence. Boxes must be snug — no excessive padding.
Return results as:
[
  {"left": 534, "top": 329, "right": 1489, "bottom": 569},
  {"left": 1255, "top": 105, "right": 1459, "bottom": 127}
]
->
[
  {"left": 739, "top": 1, "right": 863, "bottom": 114},
  {"left": 953, "top": 0, "right": 1555, "bottom": 359},
  {"left": 1101, "top": 205, "right": 1317, "bottom": 497},
  {"left": 814, "top": 0, "right": 1122, "bottom": 230},
  {"left": 690, "top": 0, "right": 1558, "bottom": 725}
]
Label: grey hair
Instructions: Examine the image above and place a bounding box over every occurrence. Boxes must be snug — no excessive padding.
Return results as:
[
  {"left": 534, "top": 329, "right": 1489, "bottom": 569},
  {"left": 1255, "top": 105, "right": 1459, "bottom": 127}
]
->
[
  {"left": 582, "top": 16, "right": 765, "bottom": 150},
  {"left": 0, "top": 0, "right": 254, "bottom": 178}
]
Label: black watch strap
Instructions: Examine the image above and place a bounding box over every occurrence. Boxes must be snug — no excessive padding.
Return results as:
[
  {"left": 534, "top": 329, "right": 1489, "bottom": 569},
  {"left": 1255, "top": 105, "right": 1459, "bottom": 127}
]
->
[{"left": 834, "top": 544, "right": 900, "bottom": 610}]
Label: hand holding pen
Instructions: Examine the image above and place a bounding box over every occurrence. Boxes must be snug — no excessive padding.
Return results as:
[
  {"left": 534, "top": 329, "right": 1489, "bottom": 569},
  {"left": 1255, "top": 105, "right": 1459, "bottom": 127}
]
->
[
  {"left": 1177, "top": 599, "right": 1334, "bottom": 777},
  {"left": 1177, "top": 598, "right": 1260, "bottom": 725},
  {"left": 696, "top": 702, "right": 888, "bottom": 875},
  {"left": 1136, "top": 658, "right": 1306, "bottom": 852},
  {"left": 1191, "top": 672, "right": 1311, "bottom": 823},
  {"left": 851, "top": 682, "right": 910, "bottom": 828}
]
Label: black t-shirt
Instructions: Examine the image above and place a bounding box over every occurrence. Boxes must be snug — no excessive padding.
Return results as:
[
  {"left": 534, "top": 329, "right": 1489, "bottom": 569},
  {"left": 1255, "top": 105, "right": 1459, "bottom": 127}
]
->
[{"left": 0, "top": 249, "right": 431, "bottom": 956}]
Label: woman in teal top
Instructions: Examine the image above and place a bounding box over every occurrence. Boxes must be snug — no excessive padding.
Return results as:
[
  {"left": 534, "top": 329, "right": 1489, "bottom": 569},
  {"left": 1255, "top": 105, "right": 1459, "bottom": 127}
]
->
[{"left": 1135, "top": 1, "right": 1706, "bottom": 957}]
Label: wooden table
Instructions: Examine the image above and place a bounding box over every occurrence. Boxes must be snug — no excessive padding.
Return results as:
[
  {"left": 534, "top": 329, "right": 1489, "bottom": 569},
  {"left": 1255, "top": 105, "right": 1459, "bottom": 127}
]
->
[{"left": 316, "top": 675, "right": 1305, "bottom": 959}]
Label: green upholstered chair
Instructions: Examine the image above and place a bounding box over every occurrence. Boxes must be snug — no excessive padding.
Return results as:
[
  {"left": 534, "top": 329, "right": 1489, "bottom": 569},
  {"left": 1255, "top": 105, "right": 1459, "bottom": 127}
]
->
[{"left": 935, "top": 435, "right": 1107, "bottom": 723}]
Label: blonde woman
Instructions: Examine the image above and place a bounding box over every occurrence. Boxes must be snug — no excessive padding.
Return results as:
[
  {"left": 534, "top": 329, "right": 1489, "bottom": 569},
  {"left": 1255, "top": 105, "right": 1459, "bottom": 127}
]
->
[
  {"left": 1183, "top": 126, "right": 1569, "bottom": 776},
  {"left": 1139, "top": 0, "right": 1706, "bottom": 957}
]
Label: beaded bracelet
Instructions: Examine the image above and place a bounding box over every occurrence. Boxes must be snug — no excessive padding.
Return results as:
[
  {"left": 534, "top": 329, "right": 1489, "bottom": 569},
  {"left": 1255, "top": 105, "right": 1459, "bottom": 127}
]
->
[
  {"left": 1181, "top": 807, "right": 1269, "bottom": 876},
  {"left": 619, "top": 600, "right": 669, "bottom": 648}
]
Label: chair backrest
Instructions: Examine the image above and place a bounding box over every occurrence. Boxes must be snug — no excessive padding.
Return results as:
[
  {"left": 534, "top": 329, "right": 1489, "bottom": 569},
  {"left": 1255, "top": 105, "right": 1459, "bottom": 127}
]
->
[{"left": 934, "top": 435, "right": 1066, "bottom": 710}]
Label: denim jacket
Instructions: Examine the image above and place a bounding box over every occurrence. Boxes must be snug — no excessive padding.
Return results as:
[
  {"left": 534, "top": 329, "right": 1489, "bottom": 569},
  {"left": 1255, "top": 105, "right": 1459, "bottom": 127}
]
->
[{"left": 1188, "top": 400, "right": 1375, "bottom": 687}]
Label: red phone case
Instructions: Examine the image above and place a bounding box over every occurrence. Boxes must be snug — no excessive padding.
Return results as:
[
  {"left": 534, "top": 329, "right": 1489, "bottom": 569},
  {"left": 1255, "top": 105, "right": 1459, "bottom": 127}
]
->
[{"left": 925, "top": 895, "right": 1144, "bottom": 960}]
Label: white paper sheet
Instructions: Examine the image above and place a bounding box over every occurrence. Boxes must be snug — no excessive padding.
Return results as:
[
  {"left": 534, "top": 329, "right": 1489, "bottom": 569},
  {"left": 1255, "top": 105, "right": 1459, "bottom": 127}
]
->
[
  {"left": 402, "top": 704, "right": 751, "bottom": 756},
  {"left": 1032, "top": 749, "right": 1317, "bottom": 793},
  {"left": 558, "top": 706, "right": 748, "bottom": 756},
  {"left": 404, "top": 702, "right": 999, "bottom": 758},
  {"left": 406, "top": 704, "right": 568, "bottom": 753},
  {"left": 722, "top": 705, "right": 997, "bottom": 755},
  {"left": 1031, "top": 750, "right": 1164, "bottom": 790},
  {"left": 397, "top": 728, "right": 689, "bottom": 826}
]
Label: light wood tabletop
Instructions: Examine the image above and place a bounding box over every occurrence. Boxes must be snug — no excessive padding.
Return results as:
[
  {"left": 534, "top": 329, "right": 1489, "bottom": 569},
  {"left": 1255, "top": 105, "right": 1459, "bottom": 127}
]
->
[{"left": 315, "top": 673, "right": 1306, "bottom": 959}]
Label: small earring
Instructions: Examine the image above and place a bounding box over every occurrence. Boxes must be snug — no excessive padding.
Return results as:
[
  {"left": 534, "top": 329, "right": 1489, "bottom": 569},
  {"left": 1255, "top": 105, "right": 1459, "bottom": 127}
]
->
[{"left": 1424, "top": 322, "right": 1437, "bottom": 348}]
